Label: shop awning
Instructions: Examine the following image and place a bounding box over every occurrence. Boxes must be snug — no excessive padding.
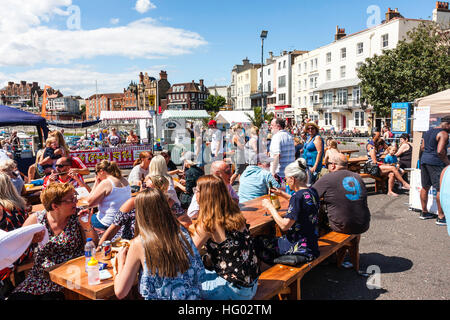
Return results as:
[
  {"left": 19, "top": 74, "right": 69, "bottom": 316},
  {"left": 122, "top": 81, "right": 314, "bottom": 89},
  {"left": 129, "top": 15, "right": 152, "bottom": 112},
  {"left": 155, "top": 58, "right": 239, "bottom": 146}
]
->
[
  {"left": 215, "top": 111, "right": 254, "bottom": 124},
  {"left": 275, "top": 105, "right": 290, "bottom": 110},
  {"left": 315, "top": 78, "right": 360, "bottom": 92},
  {"left": 161, "top": 110, "right": 210, "bottom": 120},
  {"left": 100, "top": 110, "right": 153, "bottom": 120}
]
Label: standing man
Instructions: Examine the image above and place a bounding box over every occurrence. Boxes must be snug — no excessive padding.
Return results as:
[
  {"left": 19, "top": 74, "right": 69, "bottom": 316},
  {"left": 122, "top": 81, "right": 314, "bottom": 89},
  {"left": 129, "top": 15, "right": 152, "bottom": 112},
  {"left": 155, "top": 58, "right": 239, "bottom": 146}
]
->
[
  {"left": 269, "top": 118, "right": 295, "bottom": 183},
  {"left": 208, "top": 120, "right": 223, "bottom": 162},
  {"left": 420, "top": 116, "right": 450, "bottom": 225}
]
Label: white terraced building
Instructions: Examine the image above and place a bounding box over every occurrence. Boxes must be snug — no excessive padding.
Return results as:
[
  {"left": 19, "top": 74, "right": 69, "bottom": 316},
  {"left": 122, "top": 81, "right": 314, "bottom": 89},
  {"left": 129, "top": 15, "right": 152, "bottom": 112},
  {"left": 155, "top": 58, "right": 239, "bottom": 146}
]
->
[{"left": 291, "top": 3, "right": 450, "bottom": 132}]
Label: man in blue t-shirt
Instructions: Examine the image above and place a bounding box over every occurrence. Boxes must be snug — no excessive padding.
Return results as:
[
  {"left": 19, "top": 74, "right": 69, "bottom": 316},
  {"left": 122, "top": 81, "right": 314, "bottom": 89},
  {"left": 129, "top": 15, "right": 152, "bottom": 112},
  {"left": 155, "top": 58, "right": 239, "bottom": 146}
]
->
[{"left": 238, "top": 153, "right": 280, "bottom": 203}]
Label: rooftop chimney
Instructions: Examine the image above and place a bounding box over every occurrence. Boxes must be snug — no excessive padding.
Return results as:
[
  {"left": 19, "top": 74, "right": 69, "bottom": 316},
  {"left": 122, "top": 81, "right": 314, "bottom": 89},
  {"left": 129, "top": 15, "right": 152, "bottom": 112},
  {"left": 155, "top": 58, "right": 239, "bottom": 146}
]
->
[
  {"left": 243, "top": 57, "right": 250, "bottom": 65},
  {"left": 385, "top": 7, "right": 403, "bottom": 22},
  {"left": 335, "top": 26, "right": 346, "bottom": 41},
  {"left": 199, "top": 79, "right": 204, "bottom": 87},
  {"left": 159, "top": 70, "right": 167, "bottom": 80},
  {"left": 436, "top": 1, "right": 449, "bottom": 10}
]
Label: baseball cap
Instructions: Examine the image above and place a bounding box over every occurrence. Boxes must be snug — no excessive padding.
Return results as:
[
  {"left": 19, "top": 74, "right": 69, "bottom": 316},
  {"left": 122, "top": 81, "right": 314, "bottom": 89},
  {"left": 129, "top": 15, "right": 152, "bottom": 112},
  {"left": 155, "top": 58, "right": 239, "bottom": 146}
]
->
[{"left": 208, "top": 120, "right": 217, "bottom": 127}]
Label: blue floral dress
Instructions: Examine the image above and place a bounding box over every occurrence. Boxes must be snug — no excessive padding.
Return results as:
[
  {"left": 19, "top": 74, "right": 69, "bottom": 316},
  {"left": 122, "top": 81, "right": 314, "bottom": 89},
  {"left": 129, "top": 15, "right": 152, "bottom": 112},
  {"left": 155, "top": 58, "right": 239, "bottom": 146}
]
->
[{"left": 138, "top": 226, "right": 206, "bottom": 300}]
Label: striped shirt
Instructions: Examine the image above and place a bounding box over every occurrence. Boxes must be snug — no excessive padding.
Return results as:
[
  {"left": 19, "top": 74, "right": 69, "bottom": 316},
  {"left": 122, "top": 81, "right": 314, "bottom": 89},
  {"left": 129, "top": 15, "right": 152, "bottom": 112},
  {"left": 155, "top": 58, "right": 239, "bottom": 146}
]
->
[{"left": 270, "top": 130, "right": 295, "bottom": 178}]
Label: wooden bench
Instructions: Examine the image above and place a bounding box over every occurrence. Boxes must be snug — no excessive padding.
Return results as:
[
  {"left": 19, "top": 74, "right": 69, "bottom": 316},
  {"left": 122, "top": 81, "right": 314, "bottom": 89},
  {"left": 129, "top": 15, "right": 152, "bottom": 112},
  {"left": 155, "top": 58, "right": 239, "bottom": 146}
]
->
[
  {"left": 359, "top": 173, "right": 387, "bottom": 193},
  {"left": 253, "top": 232, "right": 360, "bottom": 300}
]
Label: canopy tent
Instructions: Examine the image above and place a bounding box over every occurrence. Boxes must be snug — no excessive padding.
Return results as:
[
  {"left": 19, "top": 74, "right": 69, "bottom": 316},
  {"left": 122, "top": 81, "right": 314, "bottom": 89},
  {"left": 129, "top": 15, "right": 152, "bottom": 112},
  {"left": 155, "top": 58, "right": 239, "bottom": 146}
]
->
[
  {"left": 100, "top": 110, "right": 153, "bottom": 120},
  {"left": 215, "top": 110, "right": 254, "bottom": 125},
  {"left": 411, "top": 89, "right": 450, "bottom": 169},
  {"left": 161, "top": 109, "right": 210, "bottom": 120},
  {"left": 414, "top": 89, "right": 450, "bottom": 117},
  {"left": 48, "top": 120, "right": 101, "bottom": 128},
  {"left": 0, "top": 105, "right": 49, "bottom": 138}
]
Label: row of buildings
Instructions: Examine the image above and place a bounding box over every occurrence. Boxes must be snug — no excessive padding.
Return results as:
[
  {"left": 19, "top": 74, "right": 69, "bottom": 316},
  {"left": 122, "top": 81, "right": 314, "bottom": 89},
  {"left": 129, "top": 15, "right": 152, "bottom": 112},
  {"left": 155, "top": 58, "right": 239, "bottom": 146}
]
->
[
  {"left": 84, "top": 71, "right": 214, "bottom": 120},
  {"left": 230, "top": 2, "right": 450, "bottom": 131}
]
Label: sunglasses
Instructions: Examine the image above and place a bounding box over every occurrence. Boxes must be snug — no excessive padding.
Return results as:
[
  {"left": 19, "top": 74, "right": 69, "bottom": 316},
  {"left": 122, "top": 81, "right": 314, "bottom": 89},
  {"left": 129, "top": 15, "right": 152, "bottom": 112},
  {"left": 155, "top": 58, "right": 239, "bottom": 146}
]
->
[
  {"left": 55, "top": 164, "right": 70, "bottom": 168},
  {"left": 60, "top": 196, "right": 77, "bottom": 204}
]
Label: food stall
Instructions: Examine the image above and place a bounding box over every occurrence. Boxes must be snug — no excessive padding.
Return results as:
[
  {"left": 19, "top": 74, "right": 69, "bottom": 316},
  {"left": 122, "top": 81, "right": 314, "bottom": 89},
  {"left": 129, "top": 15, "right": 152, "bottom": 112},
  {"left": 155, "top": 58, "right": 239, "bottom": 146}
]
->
[
  {"left": 214, "top": 110, "right": 254, "bottom": 131},
  {"left": 408, "top": 89, "right": 450, "bottom": 213},
  {"left": 69, "top": 111, "right": 155, "bottom": 169},
  {"left": 158, "top": 109, "right": 210, "bottom": 165},
  {"left": 0, "top": 105, "right": 49, "bottom": 175}
]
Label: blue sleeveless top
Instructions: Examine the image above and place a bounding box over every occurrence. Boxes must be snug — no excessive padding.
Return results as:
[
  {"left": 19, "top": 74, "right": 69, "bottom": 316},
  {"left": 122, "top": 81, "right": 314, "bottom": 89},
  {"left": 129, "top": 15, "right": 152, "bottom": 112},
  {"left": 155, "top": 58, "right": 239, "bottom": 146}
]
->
[
  {"left": 421, "top": 128, "right": 448, "bottom": 166},
  {"left": 138, "top": 226, "right": 206, "bottom": 300},
  {"left": 303, "top": 134, "right": 324, "bottom": 172}
]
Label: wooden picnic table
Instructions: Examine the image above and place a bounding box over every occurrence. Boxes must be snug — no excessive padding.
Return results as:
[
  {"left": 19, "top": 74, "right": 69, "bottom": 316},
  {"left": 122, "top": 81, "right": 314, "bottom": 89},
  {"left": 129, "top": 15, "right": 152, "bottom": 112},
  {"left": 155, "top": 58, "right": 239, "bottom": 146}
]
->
[
  {"left": 45, "top": 194, "right": 289, "bottom": 300},
  {"left": 339, "top": 149, "right": 359, "bottom": 156},
  {"left": 347, "top": 156, "right": 368, "bottom": 173}
]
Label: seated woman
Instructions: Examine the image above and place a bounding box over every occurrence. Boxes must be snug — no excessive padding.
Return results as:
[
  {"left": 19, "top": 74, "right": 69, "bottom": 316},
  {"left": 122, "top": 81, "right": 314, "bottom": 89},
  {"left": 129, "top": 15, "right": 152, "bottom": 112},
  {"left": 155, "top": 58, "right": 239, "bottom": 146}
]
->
[
  {"left": 113, "top": 188, "right": 206, "bottom": 300},
  {"left": 395, "top": 133, "right": 413, "bottom": 169},
  {"left": 127, "top": 151, "right": 153, "bottom": 192},
  {"left": 97, "top": 175, "right": 185, "bottom": 249},
  {"left": 257, "top": 158, "right": 320, "bottom": 266},
  {"left": 191, "top": 175, "right": 260, "bottom": 300},
  {"left": 148, "top": 155, "right": 180, "bottom": 207},
  {"left": 0, "top": 173, "right": 32, "bottom": 298},
  {"left": 9, "top": 183, "right": 98, "bottom": 300},
  {"left": 366, "top": 138, "right": 410, "bottom": 197},
  {"left": 87, "top": 160, "right": 131, "bottom": 231},
  {"left": 0, "top": 159, "right": 25, "bottom": 195},
  {"left": 178, "top": 151, "right": 204, "bottom": 210}
]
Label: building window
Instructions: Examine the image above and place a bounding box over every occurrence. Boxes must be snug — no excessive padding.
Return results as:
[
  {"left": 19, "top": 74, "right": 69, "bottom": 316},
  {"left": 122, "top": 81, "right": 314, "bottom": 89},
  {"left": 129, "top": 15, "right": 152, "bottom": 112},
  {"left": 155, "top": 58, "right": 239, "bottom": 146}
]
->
[
  {"left": 309, "top": 77, "right": 314, "bottom": 89},
  {"left": 323, "top": 91, "right": 333, "bottom": 106},
  {"left": 314, "top": 76, "right": 318, "bottom": 88},
  {"left": 326, "top": 52, "right": 331, "bottom": 63},
  {"left": 382, "top": 34, "right": 389, "bottom": 48},
  {"left": 315, "top": 58, "right": 318, "bottom": 69},
  {"left": 298, "top": 64, "right": 301, "bottom": 73},
  {"left": 278, "top": 62, "right": 281, "bottom": 70},
  {"left": 337, "top": 89, "right": 348, "bottom": 106},
  {"left": 283, "top": 60, "right": 286, "bottom": 69},
  {"left": 353, "top": 87, "right": 361, "bottom": 105},
  {"left": 340, "top": 66, "right": 346, "bottom": 78},
  {"left": 298, "top": 80, "right": 301, "bottom": 91},
  {"left": 354, "top": 111, "right": 365, "bottom": 127},
  {"left": 341, "top": 48, "right": 346, "bottom": 60},
  {"left": 267, "top": 81, "right": 271, "bottom": 92},
  {"left": 278, "top": 75, "right": 286, "bottom": 88},
  {"left": 278, "top": 93, "right": 286, "bottom": 103},
  {"left": 325, "top": 112, "right": 332, "bottom": 126},
  {"left": 326, "top": 69, "right": 331, "bottom": 81},
  {"left": 310, "top": 60, "right": 314, "bottom": 69},
  {"left": 268, "top": 68, "right": 271, "bottom": 75},
  {"left": 357, "top": 42, "right": 364, "bottom": 55},
  {"left": 304, "top": 62, "right": 307, "bottom": 72},
  {"left": 356, "top": 62, "right": 364, "bottom": 71}
]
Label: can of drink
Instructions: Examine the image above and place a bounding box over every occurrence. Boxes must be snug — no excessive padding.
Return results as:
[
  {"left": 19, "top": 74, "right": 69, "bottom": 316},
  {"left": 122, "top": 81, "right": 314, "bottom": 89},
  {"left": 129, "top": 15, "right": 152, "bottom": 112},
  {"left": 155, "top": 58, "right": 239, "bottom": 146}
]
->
[{"left": 102, "top": 241, "right": 112, "bottom": 260}]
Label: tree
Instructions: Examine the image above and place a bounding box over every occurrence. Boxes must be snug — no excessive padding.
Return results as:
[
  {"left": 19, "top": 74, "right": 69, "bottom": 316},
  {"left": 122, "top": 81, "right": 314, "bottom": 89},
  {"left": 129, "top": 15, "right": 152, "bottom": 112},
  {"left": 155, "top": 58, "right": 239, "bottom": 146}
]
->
[
  {"left": 245, "top": 107, "right": 274, "bottom": 129},
  {"left": 357, "top": 22, "right": 450, "bottom": 117},
  {"left": 204, "top": 95, "right": 226, "bottom": 113}
]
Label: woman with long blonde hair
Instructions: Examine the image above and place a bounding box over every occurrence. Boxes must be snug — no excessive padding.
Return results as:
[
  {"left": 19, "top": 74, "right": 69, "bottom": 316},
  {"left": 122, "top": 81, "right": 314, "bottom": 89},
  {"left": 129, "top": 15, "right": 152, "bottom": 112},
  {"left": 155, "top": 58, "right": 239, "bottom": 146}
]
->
[
  {"left": 114, "top": 188, "right": 205, "bottom": 300},
  {"left": 192, "top": 175, "right": 260, "bottom": 300},
  {"left": 148, "top": 155, "right": 180, "bottom": 205}
]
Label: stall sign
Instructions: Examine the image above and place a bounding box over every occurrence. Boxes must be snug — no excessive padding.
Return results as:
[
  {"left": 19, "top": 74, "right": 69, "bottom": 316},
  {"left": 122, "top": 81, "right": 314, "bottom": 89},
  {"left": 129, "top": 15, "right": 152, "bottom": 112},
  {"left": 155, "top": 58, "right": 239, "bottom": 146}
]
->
[{"left": 71, "top": 146, "right": 152, "bottom": 168}]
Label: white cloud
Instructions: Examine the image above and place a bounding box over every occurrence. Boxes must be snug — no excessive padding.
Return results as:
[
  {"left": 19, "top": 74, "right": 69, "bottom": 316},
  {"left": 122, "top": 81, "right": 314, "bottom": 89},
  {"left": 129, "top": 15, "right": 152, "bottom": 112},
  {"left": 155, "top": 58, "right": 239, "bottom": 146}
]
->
[
  {"left": 0, "top": 65, "right": 166, "bottom": 98},
  {"left": 0, "top": 1, "right": 207, "bottom": 67},
  {"left": 110, "top": 18, "right": 120, "bottom": 25},
  {"left": 135, "top": 0, "right": 156, "bottom": 14}
]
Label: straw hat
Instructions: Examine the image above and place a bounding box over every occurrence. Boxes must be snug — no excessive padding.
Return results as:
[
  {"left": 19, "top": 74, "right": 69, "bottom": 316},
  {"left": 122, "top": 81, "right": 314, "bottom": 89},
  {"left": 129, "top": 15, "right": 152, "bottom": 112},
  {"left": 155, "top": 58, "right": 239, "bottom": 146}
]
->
[{"left": 304, "top": 122, "right": 320, "bottom": 132}]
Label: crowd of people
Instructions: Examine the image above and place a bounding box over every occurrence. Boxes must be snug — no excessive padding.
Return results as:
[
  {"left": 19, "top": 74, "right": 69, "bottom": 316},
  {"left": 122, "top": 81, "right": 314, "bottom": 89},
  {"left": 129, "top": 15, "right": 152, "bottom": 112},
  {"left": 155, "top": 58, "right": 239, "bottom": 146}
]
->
[{"left": 0, "top": 114, "right": 449, "bottom": 300}]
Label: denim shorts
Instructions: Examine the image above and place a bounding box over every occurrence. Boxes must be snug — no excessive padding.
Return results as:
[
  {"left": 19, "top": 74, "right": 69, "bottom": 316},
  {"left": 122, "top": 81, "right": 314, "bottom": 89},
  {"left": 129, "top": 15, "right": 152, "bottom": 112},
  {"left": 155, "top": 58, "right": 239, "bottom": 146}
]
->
[
  {"left": 90, "top": 213, "right": 108, "bottom": 230},
  {"left": 201, "top": 269, "right": 258, "bottom": 300}
]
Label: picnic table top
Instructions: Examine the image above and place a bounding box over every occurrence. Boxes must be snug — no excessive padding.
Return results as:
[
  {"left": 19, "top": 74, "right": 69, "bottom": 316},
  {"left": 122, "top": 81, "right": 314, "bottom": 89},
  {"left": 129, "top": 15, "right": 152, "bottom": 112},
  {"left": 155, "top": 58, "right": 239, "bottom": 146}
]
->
[{"left": 45, "top": 194, "right": 289, "bottom": 300}]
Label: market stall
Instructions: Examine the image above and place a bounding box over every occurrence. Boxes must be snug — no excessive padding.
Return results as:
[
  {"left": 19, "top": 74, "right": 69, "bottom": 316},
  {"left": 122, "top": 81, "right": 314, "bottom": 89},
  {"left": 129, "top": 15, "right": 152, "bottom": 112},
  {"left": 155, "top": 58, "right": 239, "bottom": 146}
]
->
[
  {"left": 0, "top": 105, "right": 49, "bottom": 175},
  {"left": 68, "top": 110, "right": 154, "bottom": 169},
  {"left": 409, "top": 89, "right": 450, "bottom": 213},
  {"left": 214, "top": 110, "right": 254, "bottom": 130}
]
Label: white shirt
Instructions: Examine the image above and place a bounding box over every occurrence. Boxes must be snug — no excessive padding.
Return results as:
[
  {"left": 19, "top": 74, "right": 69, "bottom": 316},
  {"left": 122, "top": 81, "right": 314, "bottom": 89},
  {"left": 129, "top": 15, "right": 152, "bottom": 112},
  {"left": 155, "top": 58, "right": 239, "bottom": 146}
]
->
[
  {"left": 210, "top": 129, "right": 223, "bottom": 155},
  {"left": 269, "top": 130, "right": 295, "bottom": 178},
  {"left": 0, "top": 150, "right": 10, "bottom": 164},
  {"left": 128, "top": 165, "right": 149, "bottom": 186}
]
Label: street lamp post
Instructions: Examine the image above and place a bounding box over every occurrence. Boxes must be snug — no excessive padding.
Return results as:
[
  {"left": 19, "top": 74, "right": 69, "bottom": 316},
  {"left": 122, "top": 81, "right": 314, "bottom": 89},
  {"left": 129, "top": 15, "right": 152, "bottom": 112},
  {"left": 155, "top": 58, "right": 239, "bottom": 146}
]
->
[{"left": 260, "top": 30, "right": 268, "bottom": 127}]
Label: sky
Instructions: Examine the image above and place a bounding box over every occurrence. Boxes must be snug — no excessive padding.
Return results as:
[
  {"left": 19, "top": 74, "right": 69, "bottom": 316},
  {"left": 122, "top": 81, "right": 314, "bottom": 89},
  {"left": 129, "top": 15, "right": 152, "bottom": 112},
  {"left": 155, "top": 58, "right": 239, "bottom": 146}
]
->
[{"left": 0, "top": 0, "right": 440, "bottom": 99}]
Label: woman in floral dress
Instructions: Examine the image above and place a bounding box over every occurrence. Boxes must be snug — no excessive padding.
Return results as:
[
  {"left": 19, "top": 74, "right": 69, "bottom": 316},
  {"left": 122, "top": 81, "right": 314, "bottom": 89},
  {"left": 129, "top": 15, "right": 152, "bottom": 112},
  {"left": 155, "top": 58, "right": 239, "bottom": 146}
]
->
[{"left": 9, "top": 183, "right": 98, "bottom": 300}]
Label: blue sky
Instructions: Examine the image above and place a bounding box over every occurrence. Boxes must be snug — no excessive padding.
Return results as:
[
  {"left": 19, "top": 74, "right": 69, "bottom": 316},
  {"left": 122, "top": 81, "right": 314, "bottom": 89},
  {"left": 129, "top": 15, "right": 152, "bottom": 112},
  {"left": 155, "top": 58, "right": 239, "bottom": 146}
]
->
[{"left": 0, "top": 0, "right": 439, "bottom": 98}]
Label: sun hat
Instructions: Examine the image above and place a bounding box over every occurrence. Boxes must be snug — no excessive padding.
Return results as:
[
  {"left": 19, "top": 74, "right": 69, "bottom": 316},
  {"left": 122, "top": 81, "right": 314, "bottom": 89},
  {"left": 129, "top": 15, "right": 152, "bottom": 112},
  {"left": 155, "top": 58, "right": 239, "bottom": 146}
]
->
[{"left": 208, "top": 120, "right": 217, "bottom": 127}]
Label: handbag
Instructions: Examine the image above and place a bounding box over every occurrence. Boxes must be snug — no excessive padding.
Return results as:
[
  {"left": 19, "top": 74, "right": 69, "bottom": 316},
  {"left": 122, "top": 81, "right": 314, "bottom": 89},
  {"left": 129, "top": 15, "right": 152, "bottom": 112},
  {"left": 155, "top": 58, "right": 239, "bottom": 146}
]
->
[{"left": 363, "top": 161, "right": 381, "bottom": 177}]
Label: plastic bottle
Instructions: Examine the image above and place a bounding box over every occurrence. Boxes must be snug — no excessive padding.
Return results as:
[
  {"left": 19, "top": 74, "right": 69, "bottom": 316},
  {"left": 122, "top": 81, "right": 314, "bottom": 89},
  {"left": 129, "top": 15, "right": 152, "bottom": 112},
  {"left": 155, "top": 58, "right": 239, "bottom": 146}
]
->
[
  {"left": 84, "top": 238, "right": 96, "bottom": 272},
  {"left": 87, "top": 258, "right": 100, "bottom": 286}
]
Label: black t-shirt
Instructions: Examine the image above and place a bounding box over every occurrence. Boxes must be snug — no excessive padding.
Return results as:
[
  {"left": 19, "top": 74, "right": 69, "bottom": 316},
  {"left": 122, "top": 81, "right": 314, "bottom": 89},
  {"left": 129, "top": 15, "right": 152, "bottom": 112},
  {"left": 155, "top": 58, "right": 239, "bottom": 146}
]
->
[
  {"left": 312, "top": 170, "right": 370, "bottom": 235},
  {"left": 167, "top": 160, "right": 178, "bottom": 171}
]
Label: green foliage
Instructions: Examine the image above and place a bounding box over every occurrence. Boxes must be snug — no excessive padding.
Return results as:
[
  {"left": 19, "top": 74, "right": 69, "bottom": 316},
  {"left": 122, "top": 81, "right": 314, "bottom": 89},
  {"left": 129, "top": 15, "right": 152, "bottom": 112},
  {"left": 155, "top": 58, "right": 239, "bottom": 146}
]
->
[
  {"left": 204, "top": 95, "right": 226, "bottom": 113},
  {"left": 357, "top": 22, "right": 450, "bottom": 117},
  {"left": 245, "top": 106, "right": 274, "bottom": 129}
]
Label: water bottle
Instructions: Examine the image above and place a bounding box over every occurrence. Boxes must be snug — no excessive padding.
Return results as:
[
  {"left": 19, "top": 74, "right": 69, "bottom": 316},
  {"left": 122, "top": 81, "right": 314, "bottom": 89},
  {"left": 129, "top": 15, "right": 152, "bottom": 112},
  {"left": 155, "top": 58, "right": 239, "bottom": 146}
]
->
[
  {"left": 87, "top": 258, "right": 100, "bottom": 286},
  {"left": 84, "top": 238, "right": 96, "bottom": 272}
]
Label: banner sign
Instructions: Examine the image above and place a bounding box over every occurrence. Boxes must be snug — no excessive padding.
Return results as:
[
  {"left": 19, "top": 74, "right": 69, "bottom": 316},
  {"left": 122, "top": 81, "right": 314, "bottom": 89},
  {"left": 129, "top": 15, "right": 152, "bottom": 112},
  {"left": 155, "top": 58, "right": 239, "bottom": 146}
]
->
[{"left": 70, "top": 145, "right": 152, "bottom": 168}]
